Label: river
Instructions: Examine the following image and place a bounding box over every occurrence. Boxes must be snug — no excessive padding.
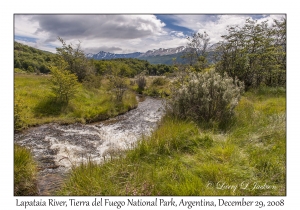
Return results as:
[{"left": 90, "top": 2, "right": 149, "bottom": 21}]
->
[{"left": 14, "top": 96, "right": 165, "bottom": 195}]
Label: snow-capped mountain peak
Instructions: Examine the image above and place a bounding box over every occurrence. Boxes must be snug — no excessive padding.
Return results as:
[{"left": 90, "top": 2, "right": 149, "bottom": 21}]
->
[{"left": 86, "top": 46, "right": 187, "bottom": 60}]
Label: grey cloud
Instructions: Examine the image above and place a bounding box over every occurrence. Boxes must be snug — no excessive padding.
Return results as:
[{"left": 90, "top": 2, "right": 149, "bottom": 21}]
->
[
  {"left": 84, "top": 46, "right": 123, "bottom": 54},
  {"left": 31, "top": 15, "right": 165, "bottom": 40}
]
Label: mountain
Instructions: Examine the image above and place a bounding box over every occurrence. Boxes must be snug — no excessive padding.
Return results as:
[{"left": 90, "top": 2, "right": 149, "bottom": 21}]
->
[
  {"left": 138, "top": 52, "right": 187, "bottom": 65},
  {"left": 86, "top": 51, "right": 143, "bottom": 60},
  {"left": 138, "top": 46, "right": 186, "bottom": 57},
  {"left": 86, "top": 45, "right": 217, "bottom": 65},
  {"left": 86, "top": 46, "right": 188, "bottom": 64}
]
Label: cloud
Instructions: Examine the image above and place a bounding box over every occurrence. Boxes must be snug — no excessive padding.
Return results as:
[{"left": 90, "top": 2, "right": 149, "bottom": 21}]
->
[
  {"left": 15, "top": 39, "right": 57, "bottom": 53},
  {"left": 197, "top": 15, "right": 251, "bottom": 43},
  {"left": 14, "top": 14, "right": 286, "bottom": 54},
  {"left": 14, "top": 15, "right": 39, "bottom": 38},
  {"left": 168, "top": 14, "right": 286, "bottom": 44},
  {"left": 30, "top": 15, "right": 166, "bottom": 40},
  {"left": 15, "top": 14, "right": 170, "bottom": 53},
  {"left": 170, "top": 31, "right": 185, "bottom": 37}
]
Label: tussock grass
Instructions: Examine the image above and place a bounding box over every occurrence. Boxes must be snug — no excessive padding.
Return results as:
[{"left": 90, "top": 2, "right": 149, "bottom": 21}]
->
[
  {"left": 57, "top": 87, "right": 285, "bottom": 196},
  {"left": 137, "top": 76, "right": 170, "bottom": 97},
  {"left": 14, "top": 73, "right": 138, "bottom": 128},
  {"left": 14, "top": 144, "right": 38, "bottom": 196}
]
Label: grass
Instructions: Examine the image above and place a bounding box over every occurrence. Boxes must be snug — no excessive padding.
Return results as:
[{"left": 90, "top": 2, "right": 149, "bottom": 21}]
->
[
  {"left": 130, "top": 76, "right": 171, "bottom": 97},
  {"left": 57, "top": 86, "right": 286, "bottom": 196},
  {"left": 14, "top": 144, "right": 38, "bottom": 196},
  {"left": 14, "top": 73, "right": 138, "bottom": 129}
]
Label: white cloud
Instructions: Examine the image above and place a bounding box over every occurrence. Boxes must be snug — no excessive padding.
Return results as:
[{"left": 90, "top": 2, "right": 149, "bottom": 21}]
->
[
  {"left": 197, "top": 15, "right": 251, "bottom": 43},
  {"left": 169, "top": 14, "right": 286, "bottom": 44},
  {"left": 14, "top": 15, "right": 39, "bottom": 38},
  {"left": 14, "top": 14, "right": 286, "bottom": 54},
  {"left": 170, "top": 31, "right": 185, "bottom": 38},
  {"left": 141, "top": 36, "right": 188, "bottom": 51},
  {"left": 16, "top": 39, "right": 57, "bottom": 53}
]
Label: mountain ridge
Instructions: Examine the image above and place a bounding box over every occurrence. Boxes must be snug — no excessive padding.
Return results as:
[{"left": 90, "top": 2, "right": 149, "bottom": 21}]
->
[
  {"left": 86, "top": 45, "right": 216, "bottom": 65},
  {"left": 86, "top": 46, "right": 187, "bottom": 60}
]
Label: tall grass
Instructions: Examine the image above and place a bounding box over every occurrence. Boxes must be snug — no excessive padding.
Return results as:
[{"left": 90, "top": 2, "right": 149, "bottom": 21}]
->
[
  {"left": 14, "top": 73, "right": 138, "bottom": 128},
  {"left": 140, "top": 76, "right": 170, "bottom": 97},
  {"left": 14, "top": 144, "right": 38, "bottom": 196},
  {"left": 57, "top": 86, "right": 285, "bottom": 196}
]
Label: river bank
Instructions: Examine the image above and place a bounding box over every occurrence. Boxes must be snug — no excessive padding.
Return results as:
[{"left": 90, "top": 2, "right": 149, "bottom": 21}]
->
[
  {"left": 14, "top": 97, "right": 165, "bottom": 195},
  {"left": 14, "top": 73, "right": 138, "bottom": 131},
  {"left": 57, "top": 87, "right": 286, "bottom": 196}
]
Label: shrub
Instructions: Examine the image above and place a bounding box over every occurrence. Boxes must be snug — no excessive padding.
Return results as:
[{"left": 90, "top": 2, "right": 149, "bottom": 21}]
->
[
  {"left": 168, "top": 69, "right": 244, "bottom": 124},
  {"left": 56, "top": 37, "right": 95, "bottom": 82},
  {"left": 144, "top": 87, "right": 160, "bottom": 97},
  {"left": 83, "top": 74, "right": 102, "bottom": 89},
  {"left": 107, "top": 75, "right": 127, "bottom": 102},
  {"left": 136, "top": 75, "right": 146, "bottom": 94},
  {"left": 151, "top": 77, "right": 166, "bottom": 86},
  {"left": 49, "top": 66, "right": 79, "bottom": 105}
]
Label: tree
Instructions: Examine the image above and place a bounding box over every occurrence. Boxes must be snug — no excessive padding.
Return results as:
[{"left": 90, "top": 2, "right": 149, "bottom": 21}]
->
[
  {"left": 14, "top": 41, "right": 54, "bottom": 74},
  {"left": 215, "top": 18, "right": 286, "bottom": 89},
  {"left": 183, "top": 32, "right": 210, "bottom": 71},
  {"left": 49, "top": 66, "right": 79, "bottom": 105},
  {"left": 270, "top": 17, "right": 286, "bottom": 86},
  {"left": 56, "top": 37, "right": 95, "bottom": 82}
]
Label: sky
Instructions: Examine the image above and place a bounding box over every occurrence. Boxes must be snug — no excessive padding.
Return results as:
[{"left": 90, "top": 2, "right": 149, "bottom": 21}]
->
[{"left": 14, "top": 14, "right": 285, "bottom": 54}]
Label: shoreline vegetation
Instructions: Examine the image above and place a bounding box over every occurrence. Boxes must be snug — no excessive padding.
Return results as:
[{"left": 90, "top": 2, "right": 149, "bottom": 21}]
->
[
  {"left": 56, "top": 86, "right": 285, "bottom": 196},
  {"left": 14, "top": 73, "right": 138, "bottom": 130},
  {"left": 14, "top": 75, "right": 286, "bottom": 195},
  {"left": 14, "top": 144, "right": 38, "bottom": 196}
]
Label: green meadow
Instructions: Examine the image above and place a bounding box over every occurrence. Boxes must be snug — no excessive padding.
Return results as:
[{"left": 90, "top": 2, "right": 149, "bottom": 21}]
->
[{"left": 14, "top": 73, "right": 137, "bottom": 129}]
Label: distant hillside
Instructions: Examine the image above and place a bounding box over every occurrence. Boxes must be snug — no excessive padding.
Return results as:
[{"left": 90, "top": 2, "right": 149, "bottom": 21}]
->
[
  {"left": 14, "top": 41, "right": 216, "bottom": 75},
  {"left": 138, "top": 52, "right": 187, "bottom": 65},
  {"left": 14, "top": 41, "right": 56, "bottom": 73},
  {"left": 87, "top": 45, "right": 215, "bottom": 65},
  {"left": 86, "top": 46, "right": 188, "bottom": 65},
  {"left": 86, "top": 51, "right": 143, "bottom": 60},
  {"left": 139, "top": 51, "right": 215, "bottom": 65}
]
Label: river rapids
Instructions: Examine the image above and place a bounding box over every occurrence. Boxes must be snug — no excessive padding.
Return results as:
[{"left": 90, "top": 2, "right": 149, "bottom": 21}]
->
[{"left": 14, "top": 97, "right": 165, "bottom": 195}]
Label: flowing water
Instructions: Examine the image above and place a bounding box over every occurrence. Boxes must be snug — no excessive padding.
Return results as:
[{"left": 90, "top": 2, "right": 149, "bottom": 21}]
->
[{"left": 14, "top": 96, "right": 165, "bottom": 195}]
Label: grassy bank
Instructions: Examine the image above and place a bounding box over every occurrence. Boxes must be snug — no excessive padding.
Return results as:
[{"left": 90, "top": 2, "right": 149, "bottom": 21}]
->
[
  {"left": 14, "top": 73, "right": 138, "bottom": 130},
  {"left": 57, "top": 87, "right": 286, "bottom": 196},
  {"left": 130, "top": 76, "right": 171, "bottom": 97},
  {"left": 14, "top": 144, "right": 38, "bottom": 196}
]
